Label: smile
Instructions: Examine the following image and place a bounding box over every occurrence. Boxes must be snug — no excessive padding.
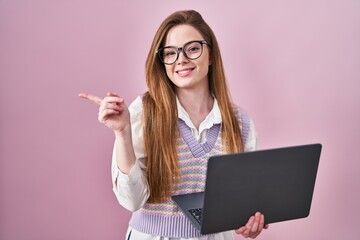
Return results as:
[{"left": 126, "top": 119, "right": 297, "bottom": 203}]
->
[{"left": 176, "top": 68, "right": 195, "bottom": 76}]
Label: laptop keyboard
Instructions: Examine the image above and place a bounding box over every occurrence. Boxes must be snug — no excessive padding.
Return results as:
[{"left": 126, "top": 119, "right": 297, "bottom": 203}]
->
[{"left": 188, "top": 208, "right": 203, "bottom": 224}]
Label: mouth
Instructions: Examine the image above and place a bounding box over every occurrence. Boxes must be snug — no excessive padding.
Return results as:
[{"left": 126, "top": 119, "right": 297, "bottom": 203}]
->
[{"left": 176, "top": 67, "right": 195, "bottom": 76}]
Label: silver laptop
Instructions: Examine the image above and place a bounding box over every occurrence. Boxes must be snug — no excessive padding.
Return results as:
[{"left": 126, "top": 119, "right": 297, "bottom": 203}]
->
[{"left": 172, "top": 143, "right": 322, "bottom": 234}]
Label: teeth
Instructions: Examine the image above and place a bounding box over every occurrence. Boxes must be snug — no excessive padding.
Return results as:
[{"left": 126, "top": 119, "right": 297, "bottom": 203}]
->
[{"left": 178, "top": 69, "right": 192, "bottom": 74}]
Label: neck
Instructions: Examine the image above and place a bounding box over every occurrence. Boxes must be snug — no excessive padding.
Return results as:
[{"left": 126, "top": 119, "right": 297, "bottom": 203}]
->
[
  {"left": 177, "top": 88, "right": 213, "bottom": 114},
  {"left": 176, "top": 87, "right": 214, "bottom": 130}
]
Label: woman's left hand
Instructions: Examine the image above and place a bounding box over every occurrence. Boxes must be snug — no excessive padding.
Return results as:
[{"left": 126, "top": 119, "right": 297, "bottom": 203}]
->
[{"left": 235, "top": 212, "right": 269, "bottom": 238}]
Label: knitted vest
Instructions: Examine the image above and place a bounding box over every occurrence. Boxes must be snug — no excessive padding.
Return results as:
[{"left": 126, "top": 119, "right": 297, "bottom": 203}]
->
[{"left": 129, "top": 108, "right": 251, "bottom": 238}]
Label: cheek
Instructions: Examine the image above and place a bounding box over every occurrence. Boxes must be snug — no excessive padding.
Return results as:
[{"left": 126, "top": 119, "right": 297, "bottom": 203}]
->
[
  {"left": 198, "top": 59, "right": 210, "bottom": 76},
  {"left": 200, "top": 67, "right": 209, "bottom": 78},
  {"left": 165, "top": 65, "right": 174, "bottom": 79}
]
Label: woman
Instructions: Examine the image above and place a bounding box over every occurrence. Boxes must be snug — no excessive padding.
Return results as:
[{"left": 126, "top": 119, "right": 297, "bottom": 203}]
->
[{"left": 80, "top": 10, "right": 268, "bottom": 240}]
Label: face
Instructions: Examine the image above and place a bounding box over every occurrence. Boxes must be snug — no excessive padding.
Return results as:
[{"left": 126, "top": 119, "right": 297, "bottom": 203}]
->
[{"left": 162, "top": 24, "right": 211, "bottom": 91}]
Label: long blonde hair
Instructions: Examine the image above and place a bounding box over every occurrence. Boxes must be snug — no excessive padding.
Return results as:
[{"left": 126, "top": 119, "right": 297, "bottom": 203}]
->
[{"left": 143, "top": 10, "right": 243, "bottom": 203}]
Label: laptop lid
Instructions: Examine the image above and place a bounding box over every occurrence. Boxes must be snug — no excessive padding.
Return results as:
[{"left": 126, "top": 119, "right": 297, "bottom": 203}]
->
[{"left": 173, "top": 143, "right": 322, "bottom": 235}]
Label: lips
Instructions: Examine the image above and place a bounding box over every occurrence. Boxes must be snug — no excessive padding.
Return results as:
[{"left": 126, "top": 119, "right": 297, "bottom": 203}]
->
[{"left": 176, "top": 67, "right": 195, "bottom": 77}]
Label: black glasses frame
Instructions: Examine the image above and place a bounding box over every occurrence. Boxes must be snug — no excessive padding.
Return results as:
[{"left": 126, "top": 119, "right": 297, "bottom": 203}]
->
[{"left": 157, "top": 40, "right": 210, "bottom": 65}]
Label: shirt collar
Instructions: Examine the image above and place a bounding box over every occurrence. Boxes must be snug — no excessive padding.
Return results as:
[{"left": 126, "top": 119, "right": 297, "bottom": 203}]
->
[{"left": 176, "top": 96, "right": 222, "bottom": 131}]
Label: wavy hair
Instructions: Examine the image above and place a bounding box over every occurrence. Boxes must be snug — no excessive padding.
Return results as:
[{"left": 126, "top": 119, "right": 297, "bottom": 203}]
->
[{"left": 143, "top": 10, "right": 244, "bottom": 203}]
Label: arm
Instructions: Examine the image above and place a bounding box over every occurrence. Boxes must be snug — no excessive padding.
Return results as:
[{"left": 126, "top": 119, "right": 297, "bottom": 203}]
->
[
  {"left": 111, "top": 145, "right": 149, "bottom": 212},
  {"left": 79, "top": 93, "right": 149, "bottom": 211},
  {"left": 79, "top": 92, "right": 135, "bottom": 172},
  {"left": 111, "top": 96, "right": 149, "bottom": 211}
]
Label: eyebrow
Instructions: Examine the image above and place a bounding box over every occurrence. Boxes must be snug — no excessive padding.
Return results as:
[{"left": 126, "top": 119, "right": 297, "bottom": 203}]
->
[{"left": 162, "top": 40, "right": 202, "bottom": 48}]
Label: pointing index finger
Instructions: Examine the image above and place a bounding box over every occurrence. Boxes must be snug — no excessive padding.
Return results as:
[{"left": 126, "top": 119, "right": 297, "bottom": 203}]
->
[{"left": 78, "top": 93, "right": 102, "bottom": 105}]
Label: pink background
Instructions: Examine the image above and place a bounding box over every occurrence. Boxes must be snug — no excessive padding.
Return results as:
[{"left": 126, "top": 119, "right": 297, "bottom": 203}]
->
[{"left": 1, "top": 0, "right": 359, "bottom": 239}]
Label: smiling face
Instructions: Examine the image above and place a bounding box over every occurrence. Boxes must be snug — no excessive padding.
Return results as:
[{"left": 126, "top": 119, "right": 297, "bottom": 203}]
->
[{"left": 163, "top": 24, "right": 211, "bottom": 92}]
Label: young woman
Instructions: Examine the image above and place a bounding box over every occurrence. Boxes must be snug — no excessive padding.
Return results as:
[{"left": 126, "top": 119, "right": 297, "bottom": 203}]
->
[{"left": 80, "top": 10, "right": 268, "bottom": 240}]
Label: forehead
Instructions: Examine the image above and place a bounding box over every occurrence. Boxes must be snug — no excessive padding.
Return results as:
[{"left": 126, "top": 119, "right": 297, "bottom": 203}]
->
[{"left": 165, "top": 25, "right": 204, "bottom": 46}]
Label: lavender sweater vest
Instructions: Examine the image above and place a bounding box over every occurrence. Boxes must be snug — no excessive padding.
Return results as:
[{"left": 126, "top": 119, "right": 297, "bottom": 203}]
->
[{"left": 129, "top": 109, "right": 251, "bottom": 238}]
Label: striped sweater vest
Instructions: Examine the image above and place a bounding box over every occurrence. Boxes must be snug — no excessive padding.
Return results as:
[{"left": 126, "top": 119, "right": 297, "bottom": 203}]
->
[{"left": 129, "top": 108, "right": 251, "bottom": 238}]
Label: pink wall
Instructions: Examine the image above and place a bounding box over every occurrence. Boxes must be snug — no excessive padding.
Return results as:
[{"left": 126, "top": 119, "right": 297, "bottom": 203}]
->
[{"left": 1, "top": 1, "right": 359, "bottom": 239}]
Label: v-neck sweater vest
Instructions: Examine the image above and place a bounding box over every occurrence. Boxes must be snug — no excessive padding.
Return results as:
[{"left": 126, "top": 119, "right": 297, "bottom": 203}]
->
[{"left": 128, "top": 108, "right": 251, "bottom": 238}]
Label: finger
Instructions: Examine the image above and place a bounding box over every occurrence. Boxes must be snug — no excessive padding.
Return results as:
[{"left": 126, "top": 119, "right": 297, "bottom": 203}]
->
[
  {"left": 243, "top": 215, "right": 255, "bottom": 236},
  {"left": 261, "top": 214, "right": 269, "bottom": 230},
  {"left": 100, "top": 99, "right": 124, "bottom": 113},
  {"left": 248, "top": 229, "right": 262, "bottom": 239},
  {"left": 103, "top": 96, "right": 124, "bottom": 105},
  {"left": 249, "top": 232, "right": 260, "bottom": 239},
  {"left": 249, "top": 214, "right": 267, "bottom": 239},
  {"left": 251, "top": 212, "right": 261, "bottom": 233},
  {"left": 98, "top": 109, "right": 120, "bottom": 122},
  {"left": 250, "top": 232, "right": 261, "bottom": 239},
  {"left": 106, "top": 92, "right": 119, "bottom": 97},
  {"left": 106, "top": 92, "right": 126, "bottom": 105},
  {"left": 249, "top": 215, "right": 263, "bottom": 238},
  {"left": 254, "top": 213, "right": 264, "bottom": 232},
  {"left": 79, "top": 93, "right": 102, "bottom": 105},
  {"left": 235, "top": 226, "right": 246, "bottom": 234},
  {"left": 259, "top": 214, "right": 265, "bottom": 231},
  {"left": 102, "top": 102, "right": 123, "bottom": 112}
]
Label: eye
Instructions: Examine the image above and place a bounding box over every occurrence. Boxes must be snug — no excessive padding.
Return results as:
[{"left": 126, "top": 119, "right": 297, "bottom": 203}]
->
[
  {"left": 164, "top": 49, "right": 176, "bottom": 57},
  {"left": 186, "top": 43, "right": 201, "bottom": 53},
  {"left": 190, "top": 47, "right": 200, "bottom": 52}
]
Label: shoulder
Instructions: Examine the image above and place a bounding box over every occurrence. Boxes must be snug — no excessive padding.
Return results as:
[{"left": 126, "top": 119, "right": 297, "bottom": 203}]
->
[
  {"left": 128, "top": 95, "right": 143, "bottom": 116},
  {"left": 128, "top": 95, "right": 144, "bottom": 125}
]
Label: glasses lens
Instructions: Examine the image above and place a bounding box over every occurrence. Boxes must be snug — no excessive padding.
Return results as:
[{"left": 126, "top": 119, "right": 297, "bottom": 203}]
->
[
  {"left": 160, "top": 47, "right": 177, "bottom": 64},
  {"left": 158, "top": 41, "right": 205, "bottom": 64},
  {"left": 184, "top": 41, "right": 203, "bottom": 60}
]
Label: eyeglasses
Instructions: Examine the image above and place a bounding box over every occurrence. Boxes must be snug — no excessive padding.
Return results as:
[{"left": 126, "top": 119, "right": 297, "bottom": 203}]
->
[{"left": 157, "top": 40, "right": 209, "bottom": 65}]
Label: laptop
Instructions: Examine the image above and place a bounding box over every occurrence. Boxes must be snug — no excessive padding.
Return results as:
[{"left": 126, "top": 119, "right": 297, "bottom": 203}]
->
[{"left": 172, "top": 143, "right": 322, "bottom": 235}]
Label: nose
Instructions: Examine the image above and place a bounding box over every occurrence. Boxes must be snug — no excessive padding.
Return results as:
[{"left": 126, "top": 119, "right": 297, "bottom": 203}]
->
[{"left": 176, "top": 48, "right": 189, "bottom": 63}]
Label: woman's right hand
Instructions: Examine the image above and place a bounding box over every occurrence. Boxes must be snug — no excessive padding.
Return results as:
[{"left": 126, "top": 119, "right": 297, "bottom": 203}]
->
[{"left": 79, "top": 92, "right": 130, "bottom": 134}]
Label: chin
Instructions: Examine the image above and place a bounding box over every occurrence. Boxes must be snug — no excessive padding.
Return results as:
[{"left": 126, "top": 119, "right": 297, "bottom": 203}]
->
[{"left": 173, "top": 79, "right": 194, "bottom": 88}]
